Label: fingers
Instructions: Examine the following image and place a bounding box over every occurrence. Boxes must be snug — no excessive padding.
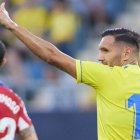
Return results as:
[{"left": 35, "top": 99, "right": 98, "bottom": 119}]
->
[
  {"left": 0, "top": 2, "right": 5, "bottom": 10},
  {"left": 1, "top": 2, "right": 5, "bottom": 7}
]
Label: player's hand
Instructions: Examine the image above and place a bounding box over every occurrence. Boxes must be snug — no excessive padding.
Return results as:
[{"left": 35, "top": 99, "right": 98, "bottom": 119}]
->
[{"left": 0, "top": 2, "right": 17, "bottom": 29}]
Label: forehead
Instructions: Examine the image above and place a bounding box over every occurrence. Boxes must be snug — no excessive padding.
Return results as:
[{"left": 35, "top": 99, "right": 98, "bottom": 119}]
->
[{"left": 99, "top": 35, "right": 116, "bottom": 49}]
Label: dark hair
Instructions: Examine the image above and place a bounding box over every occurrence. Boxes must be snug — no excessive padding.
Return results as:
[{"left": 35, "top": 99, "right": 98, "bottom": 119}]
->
[
  {"left": 0, "top": 41, "right": 6, "bottom": 65},
  {"left": 101, "top": 28, "right": 140, "bottom": 52}
]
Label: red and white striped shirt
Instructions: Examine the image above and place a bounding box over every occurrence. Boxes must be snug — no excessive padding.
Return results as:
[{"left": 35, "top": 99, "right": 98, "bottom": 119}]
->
[{"left": 0, "top": 82, "right": 32, "bottom": 140}]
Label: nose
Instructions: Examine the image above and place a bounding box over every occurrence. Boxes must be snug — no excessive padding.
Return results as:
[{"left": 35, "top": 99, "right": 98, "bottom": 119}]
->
[{"left": 97, "top": 53, "right": 104, "bottom": 62}]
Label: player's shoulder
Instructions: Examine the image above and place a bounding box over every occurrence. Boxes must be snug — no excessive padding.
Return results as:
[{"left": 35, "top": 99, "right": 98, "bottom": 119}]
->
[
  {"left": 82, "top": 61, "right": 111, "bottom": 70},
  {"left": 0, "top": 81, "right": 22, "bottom": 102},
  {"left": 77, "top": 60, "right": 105, "bottom": 67}
]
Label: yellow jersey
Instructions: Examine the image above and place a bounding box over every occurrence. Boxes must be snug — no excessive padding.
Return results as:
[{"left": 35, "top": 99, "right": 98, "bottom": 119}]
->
[{"left": 76, "top": 60, "right": 140, "bottom": 140}]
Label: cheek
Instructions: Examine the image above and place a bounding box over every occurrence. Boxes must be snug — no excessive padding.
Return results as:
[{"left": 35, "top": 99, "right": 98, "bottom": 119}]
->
[
  {"left": 111, "top": 53, "right": 122, "bottom": 64},
  {"left": 105, "top": 54, "right": 114, "bottom": 61}
]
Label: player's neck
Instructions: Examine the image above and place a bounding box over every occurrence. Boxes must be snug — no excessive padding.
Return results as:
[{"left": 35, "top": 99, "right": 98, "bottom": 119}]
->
[{"left": 123, "top": 59, "right": 138, "bottom": 66}]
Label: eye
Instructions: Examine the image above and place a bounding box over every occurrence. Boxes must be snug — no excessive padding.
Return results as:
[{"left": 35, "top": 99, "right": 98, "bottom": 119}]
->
[
  {"left": 101, "top": 48, "right": 109, "bottom": 53},
  {"left": 104, "top": 49, "right": 109, "bottom": 52}
]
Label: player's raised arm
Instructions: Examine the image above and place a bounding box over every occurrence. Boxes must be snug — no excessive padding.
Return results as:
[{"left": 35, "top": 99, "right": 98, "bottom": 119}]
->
[{"left": 0, "top": 3, "right": 76, "bottom": 78}]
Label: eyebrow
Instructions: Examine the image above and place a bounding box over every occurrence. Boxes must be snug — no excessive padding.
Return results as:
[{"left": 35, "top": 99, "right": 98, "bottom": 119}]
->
[{"left": 99, "top": 46, "right": 109, "bottom": 51}]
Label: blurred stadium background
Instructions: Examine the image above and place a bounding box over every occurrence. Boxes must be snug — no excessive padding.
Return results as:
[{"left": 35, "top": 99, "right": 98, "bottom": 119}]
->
[{"left": 0, "top": 0, "right": 139, "bottom": 139}]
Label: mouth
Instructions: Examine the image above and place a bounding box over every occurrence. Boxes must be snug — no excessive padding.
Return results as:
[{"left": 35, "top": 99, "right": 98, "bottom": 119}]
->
[{"left": 101, "top": 61, "right": 107, "bottom": 65}]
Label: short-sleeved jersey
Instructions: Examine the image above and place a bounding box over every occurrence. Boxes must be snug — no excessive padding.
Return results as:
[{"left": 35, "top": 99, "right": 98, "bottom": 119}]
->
[
  {"left": 76, "top": 60, "right": 140, "bottom": 140},
  {"left": 0, "top": 82, "right": 32, "bottom": 140}
]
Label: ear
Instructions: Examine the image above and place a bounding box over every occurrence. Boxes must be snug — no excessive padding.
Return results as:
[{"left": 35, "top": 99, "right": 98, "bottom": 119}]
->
[
  {"left": 0, "top": 58, "right": 7, "bottom": 68},
  {"left": 122, "top": 47, "right": 131, "bottom": 61}
]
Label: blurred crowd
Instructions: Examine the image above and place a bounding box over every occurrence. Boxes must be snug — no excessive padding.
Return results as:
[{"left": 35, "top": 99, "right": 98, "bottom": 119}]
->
[{"left": 0, "top": 0, "right": 128, "bottom": 112}]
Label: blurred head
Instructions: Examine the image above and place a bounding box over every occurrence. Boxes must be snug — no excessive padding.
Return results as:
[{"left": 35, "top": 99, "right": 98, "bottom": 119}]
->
[
  {"left": 0, "top": 41, "right": 6, "bottom": 67},
  {"left": 98, "top": 28, "right": 140, "bottom": 67}
]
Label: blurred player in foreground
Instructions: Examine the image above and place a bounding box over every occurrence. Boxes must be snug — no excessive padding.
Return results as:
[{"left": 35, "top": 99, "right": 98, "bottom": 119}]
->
[
  {"left": 0, "top": 42, "right": 38, "bottom": 139},
  {"left": 0, "top": 2, "right": 140, "bottom": 140}
]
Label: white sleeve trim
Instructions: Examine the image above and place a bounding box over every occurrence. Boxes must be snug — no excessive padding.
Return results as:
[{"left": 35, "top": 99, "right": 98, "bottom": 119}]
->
[{"left": 18, "top": 117, "right": 30, "bottom": 131}]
